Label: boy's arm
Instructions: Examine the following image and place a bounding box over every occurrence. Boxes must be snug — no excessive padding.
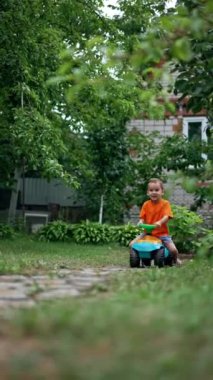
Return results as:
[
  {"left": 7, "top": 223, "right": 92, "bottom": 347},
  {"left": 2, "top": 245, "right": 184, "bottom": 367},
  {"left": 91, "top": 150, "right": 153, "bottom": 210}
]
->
[
  {"left": 154, "top": 215, "right": 169, "bottom": 228},
  {"left": 155, "top": 201, "right": 173, "bottom": 228}
]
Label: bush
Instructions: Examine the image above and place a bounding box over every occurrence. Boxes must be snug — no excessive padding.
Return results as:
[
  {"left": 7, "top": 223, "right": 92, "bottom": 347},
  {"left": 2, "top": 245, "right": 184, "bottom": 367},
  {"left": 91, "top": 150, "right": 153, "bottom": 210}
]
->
[
  {"left": 37, "top": 221, "right": 73, "bottom": 242},
  {"left": 36, "top": 220, "right": 140, "bottom": 246},
  {"left": 112, "top": 223, "right": 141, "bottom": 246},
  {"left": 197, "top": 229, "right": 213, "bottom": 259},
  {"left": 35, "top": 207, "right": 206, "bottom": 253},
  {"left": 73, "top": 221, "right": 113, "bottom": 244},
  {"left": 170, "top": 205, "right": 203, "bottom": 253},
  {"left": 0, "top": 223, "right": 15, "bottom": 239}
]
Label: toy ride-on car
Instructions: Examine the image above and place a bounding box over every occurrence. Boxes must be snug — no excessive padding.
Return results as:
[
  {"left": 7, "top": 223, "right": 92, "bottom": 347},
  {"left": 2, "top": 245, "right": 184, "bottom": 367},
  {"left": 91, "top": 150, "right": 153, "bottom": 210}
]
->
[{"left": 130, "top": 223, "right": 173, "bottom": 268}]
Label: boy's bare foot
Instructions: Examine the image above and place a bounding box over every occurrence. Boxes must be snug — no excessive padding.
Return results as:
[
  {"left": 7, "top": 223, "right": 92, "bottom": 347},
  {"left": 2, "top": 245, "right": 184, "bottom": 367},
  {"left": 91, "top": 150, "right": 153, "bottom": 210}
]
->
[{"left": 176, "top": 258, "right": 182, "bottom": 266}]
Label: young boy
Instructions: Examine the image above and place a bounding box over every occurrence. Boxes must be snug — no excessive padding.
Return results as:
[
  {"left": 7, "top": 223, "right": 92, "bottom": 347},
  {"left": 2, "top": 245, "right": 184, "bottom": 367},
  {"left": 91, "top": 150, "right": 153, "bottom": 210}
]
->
[{"left": 130, "top": 178, "right": 181, "bottom": 265}]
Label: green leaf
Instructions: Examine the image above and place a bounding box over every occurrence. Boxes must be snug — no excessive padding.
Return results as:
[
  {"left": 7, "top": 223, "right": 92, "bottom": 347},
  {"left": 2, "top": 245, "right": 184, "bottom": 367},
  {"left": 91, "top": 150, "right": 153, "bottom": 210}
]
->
[{"left": 172, "top": 38, "right": 193, "bottom": 61}]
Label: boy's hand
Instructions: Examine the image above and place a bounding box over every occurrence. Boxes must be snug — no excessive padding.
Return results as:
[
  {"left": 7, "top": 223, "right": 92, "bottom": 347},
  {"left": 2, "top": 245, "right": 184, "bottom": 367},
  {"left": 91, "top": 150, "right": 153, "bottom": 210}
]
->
[
  {"left": 137, "top": 220, "right": 144, "bottom": 226},
  {"left": 154, "top": 221, "right": 162, "bottom": 228}
]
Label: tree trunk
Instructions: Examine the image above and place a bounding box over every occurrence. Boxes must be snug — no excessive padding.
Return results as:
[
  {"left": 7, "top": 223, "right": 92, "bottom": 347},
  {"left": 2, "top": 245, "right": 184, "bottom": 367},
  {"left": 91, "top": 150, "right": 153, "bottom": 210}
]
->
[
  {"left": 8, "top": 168, "right": 22, "bottom": 224},
  {"left": 8, "top": 86, "right": 24, "bottom": 224},
  {"left": 99, "top": 193, "right": 104, "bottom": 224}
]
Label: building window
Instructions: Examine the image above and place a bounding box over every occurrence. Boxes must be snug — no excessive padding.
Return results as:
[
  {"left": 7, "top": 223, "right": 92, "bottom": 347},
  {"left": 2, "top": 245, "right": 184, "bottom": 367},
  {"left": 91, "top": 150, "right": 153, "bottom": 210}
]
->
[
  {"left": 183, "top": 117, "right": 208, "bottom": 142},
  {"left": 183, "top": 117, "right": 208, "bottom": 159}
]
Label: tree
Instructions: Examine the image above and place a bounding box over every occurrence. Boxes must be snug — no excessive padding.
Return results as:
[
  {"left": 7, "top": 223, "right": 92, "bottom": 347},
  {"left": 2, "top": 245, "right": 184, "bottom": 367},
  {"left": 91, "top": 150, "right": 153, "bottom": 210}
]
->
[
  {"left": 59, "top": 60, "right": 141, "bottom": 223},
  {"left": 173, "top": 0, "right": 213, "bottom": 120},
  {"left": 52, "top": 0, "right": 212, "bottom": 220},
  {"left": 0, "top": 0, "right": 106, "bottom": 221},
  {"left": 161, "top": 0, "right": 213, "bottom": 206},
  {"left": 0, "top": 1, "right": 63, "bottom": 219},
  {"left": 104, "top": 0, "right": 213, "bottom": 209},
  {"left": 103, "top": 0, "right": 213, "bottom": 119}
]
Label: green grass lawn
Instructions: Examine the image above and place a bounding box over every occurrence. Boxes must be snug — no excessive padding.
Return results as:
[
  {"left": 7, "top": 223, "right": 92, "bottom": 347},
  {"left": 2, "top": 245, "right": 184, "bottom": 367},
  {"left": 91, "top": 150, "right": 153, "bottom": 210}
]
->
[
  {"left": 0, "top": 235, "right": 213, "bottom": 379},
  {"left": 0, "top": 234, "right": 128, "bottom": 274}
]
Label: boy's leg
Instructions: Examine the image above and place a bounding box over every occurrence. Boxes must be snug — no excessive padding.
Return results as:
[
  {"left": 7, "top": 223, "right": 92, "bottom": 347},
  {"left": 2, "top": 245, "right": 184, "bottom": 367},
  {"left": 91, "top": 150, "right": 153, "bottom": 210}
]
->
[{"left": 161, "top": 239, "right": 182, "bottom": 265}]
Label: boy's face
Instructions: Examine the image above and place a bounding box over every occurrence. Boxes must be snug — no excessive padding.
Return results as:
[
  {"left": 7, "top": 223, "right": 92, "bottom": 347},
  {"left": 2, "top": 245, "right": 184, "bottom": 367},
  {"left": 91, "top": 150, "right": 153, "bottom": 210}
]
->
[{"left": 147, "top": 182, "right": 164, "bottom": 202}]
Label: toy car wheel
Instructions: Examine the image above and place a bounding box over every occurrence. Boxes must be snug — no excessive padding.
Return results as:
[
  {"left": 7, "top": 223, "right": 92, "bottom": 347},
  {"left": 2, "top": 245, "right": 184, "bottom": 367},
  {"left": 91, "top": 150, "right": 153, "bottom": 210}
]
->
[
  {"left": 154, "top": 248, "right": 165, "bottom": 268},
  {"left": 142, "top": 259, "right": 151, "bottom": 268},
  {"left": 130, "top": 248, "right": 140, "bottom": 268},
  {"left": 164, "top": 254, "right": 173, "bottom": 266}
]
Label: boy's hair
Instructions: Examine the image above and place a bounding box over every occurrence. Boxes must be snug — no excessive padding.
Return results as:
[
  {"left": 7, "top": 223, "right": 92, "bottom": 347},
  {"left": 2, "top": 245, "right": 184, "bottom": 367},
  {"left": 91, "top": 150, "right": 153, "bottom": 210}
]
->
[{"left": 148, "top": 178, "right": 164, "bottom": 190}]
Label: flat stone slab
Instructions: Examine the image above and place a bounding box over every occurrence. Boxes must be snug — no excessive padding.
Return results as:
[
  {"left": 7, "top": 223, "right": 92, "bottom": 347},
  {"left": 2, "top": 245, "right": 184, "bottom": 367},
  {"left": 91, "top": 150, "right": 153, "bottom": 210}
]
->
[
  {"left": 37, "top": 287, "right": 80, "bottom": 300},
  {"left": 0, "top": 267, "right": 125, "bottom": 312}
]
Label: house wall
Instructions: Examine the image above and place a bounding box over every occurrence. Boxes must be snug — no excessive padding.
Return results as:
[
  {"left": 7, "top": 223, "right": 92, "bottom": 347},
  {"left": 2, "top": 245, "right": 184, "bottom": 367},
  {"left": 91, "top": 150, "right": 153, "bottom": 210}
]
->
[
  {"left": 20, "top": 178, "right": 87, "bottom": 222},
  {"left": 126, "top": 118, "right": 177, "bottom": 137},
  {"left": 22, "top": 178, "right": 84, "bottom": 207},
  {"left": 0, "top": 178, "right": 87, "bottom": 224}
]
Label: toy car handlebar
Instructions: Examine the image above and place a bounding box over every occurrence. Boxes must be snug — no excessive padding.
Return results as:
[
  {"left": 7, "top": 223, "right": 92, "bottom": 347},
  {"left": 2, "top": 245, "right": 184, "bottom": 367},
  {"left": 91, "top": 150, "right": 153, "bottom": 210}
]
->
[{"left": 138, "top": 223, "right": 157, "bottom": 233}]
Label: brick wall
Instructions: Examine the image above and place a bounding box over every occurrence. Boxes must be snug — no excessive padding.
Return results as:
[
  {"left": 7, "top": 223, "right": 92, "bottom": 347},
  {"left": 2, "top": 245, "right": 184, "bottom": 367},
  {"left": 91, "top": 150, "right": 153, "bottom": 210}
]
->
[{"left": 126, "top": 117, "right": 182, "bottom": 136}]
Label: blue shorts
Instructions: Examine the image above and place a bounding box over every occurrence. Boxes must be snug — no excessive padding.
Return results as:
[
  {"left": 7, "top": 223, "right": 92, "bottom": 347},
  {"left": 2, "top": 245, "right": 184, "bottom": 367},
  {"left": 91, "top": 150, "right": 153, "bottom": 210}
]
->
[
  {"left": 138, "top": 234, "right": 173, "bottom": 244},
  {"left": 159, "top": 236, "right": 173, "bottom": 244}
]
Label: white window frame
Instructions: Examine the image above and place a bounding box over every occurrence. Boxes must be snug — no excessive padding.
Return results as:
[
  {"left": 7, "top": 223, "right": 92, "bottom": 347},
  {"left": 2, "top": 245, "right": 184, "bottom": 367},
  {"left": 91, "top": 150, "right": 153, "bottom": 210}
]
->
[
  {"left": 183, "top": 116, "right": 208, "bottom": 142},
  {"left": 183, "top": 116, "right": 208, "bottom": 159}
]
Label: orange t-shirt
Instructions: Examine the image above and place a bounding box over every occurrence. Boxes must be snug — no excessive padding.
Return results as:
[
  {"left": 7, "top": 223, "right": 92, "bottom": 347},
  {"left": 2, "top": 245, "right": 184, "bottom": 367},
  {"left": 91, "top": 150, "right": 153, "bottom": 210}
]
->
[{"left": 139, "top": 199, "right": 173, "bottom": 237}]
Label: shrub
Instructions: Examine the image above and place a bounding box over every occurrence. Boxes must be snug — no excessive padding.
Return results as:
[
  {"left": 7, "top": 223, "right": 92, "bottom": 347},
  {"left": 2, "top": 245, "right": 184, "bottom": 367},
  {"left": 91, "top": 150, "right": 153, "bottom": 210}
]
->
[
  {"left": 197, "top": 229, "right": 213, "bottom": 259},
  {"left": 35, "top": 206, "right": 205, "bottom": 253},
  {"left": 0, "top": 223, "right": 15, "bottom": 239},
  {"left": 73, "top": 221, "right": 113, "bottom": 244},
  {"left": 170, "top": 205, "right": 203, "bottom": 253},
  {"left": 112, "top": 223, "right": 141, "bottom": 246},
  {"left": 37, "top": 221, "right": 73, "bottom": 242}
]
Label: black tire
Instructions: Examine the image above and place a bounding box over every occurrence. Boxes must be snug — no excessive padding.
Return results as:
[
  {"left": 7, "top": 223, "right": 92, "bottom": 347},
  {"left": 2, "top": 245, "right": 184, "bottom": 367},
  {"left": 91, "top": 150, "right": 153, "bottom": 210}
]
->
[
  {"left": 130, "top": 248, "right": 140, "bottom": 268},
  {"left": 154, "top": 248, "right": 165, "bottom": 268},
  {"left": 141, "top": 258, "right": 151, "bottom": 268}
]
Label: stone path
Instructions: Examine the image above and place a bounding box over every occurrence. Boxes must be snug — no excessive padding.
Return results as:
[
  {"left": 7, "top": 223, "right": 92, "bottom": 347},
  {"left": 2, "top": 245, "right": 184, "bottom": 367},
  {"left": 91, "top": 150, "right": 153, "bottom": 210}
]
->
[
  {"left": 0, "top": 267, "right": 125, "bottom": 312},
  {"left": 0, "top": 256, "right": 191, "bottom": 312}
]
